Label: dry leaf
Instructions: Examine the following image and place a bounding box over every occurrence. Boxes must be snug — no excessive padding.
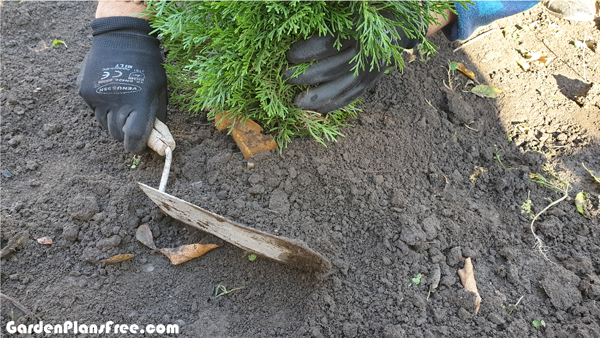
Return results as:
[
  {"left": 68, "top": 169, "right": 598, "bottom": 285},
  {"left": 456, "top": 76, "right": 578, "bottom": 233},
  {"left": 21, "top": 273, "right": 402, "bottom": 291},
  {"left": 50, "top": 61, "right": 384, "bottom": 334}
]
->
[
  {"left": 137, "top": 225, "right": 218, "bottom": 265},
  {"left": 516, "top": 50, "right": 554, "bottom": 70},
  {"left": 215, "top": 113, "right": 278, "bottom": 160},
  {"left": 471, "top": 85, "right": 502, "bottom": 98},
  {"left": 102, "top": 254, "right": 134, "bottom": 267},
  {"left": 136, "top": 224, "right": 158, "bottom": 251},
  {"left": 160, "top": 242, "right": 219, "bottom": 265},
  {"left": 575, "top": 191, "right": 587, "bottom": 217},
  {"left": 582, "top": 163, "right": 600, "bottom": 186},
  {"left": 37, "top": 236, "right": 52, "bottom": 245},
  {"left": 535, "top": 55, "right": 555, "bottom": 66},
  {"left": 523, "top": 50, "right": 542, "bottom": 61},
  {"left": 456, "top": 62, "right": 476, "bottom": 81},
  {"left": 458, "top": 258, "right": 482, "bottom": 315}
]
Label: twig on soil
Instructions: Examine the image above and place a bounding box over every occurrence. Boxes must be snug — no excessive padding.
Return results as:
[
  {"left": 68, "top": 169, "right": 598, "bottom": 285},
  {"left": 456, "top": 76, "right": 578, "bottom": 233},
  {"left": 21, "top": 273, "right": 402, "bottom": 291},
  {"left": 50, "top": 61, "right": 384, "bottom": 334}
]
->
[
  {"left": 453, "top": 29, "right": 497, "bottom": 53},
  {"left": 0, "top": 293, "right": 40, "bottom": 321},
  {"left": 508, "top": 295, "right": 524, "bottom": 315},
  {"left": 464, "top": 124, "right": 479, "bottom": 132},
  {"left": 536, "top": 33, "right": 583, "bottom": 79},
  {"left": 0, "top": 231, "right": 26, "bottom": 259},
  {"left": 214, "top": 283, "right": 245, "bottom": 297},
  {"left": 425, "top": 99, "right": 438, "bottom": 112}
]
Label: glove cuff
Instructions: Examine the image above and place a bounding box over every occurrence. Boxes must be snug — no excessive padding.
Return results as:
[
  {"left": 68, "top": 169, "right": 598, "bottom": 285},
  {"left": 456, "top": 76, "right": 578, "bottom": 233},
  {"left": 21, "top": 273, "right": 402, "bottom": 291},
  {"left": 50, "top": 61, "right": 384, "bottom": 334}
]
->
[
  {"left": 92, "top": 16, "right": 154, "bottom": 36},
  {"left": 91, "top": 17, "right": 159, "bottom": 50}
]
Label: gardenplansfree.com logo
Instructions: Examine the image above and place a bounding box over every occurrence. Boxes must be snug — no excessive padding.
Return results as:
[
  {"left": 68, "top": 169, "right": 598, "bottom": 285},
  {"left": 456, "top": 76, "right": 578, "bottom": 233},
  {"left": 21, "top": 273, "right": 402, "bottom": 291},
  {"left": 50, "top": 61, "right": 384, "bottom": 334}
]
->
[{"left": 5, "top": 321, "right": 179, "bottom": 335}]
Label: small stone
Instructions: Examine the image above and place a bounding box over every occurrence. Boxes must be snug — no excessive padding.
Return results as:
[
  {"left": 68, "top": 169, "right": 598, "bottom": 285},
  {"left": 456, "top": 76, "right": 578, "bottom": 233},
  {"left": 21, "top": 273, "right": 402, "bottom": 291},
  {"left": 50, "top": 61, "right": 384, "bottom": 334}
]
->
[
  {"left": 266, "top": 177, "right": 280, "bottom": 188},
  {"left": 142, "top": 264, "right": 155, "bottom": 272},
  {"left": 390, "top": 190, "right": 404, "bottom": 207},
  {"left": 175, "top": 319, "right": 185, "bottom": 327},
  {"left": 8, "top": 135, "right": 22, "bottom": 146},
  {"left": 410, "top": 294, "right": 427, "bottom": 308},
  {"left": 288, "top": 167, "right": 297, "bottom": 179},
  {"left": 488, "top": 313, "right": 505, "bottom": 325},
  {"left": 96, "top": 235, "right": 122, "bottom": 248},
  {"left": 421, "top": 215, "right": 439, "bottom": 240},
  {"left": 462, "top": 247, "right": 477, "bottom": 259},
  {"left": 447, "top": 246, "right": 463, "bottom": 266},
  {"left": 10, "top": 202, "right": 23, "bottom": 213},
  {"left": 43, "top": 123, "right": 62, "bottom": 136},
  {"left": 248, "top": 173, "right": 263, "bottom": 185},
  {"left": 13, "top": 106, "right": 26, "bottom": 115},
  {"left": 248, "top": 185, "right": 265, "bottom": 195},
  {"left": 382, "top": 257, "right": 392, "bottom": 266},
  {"left": 268, "top": 190, "right": 290, "bottom": 216},
  {"left": 63, "top": 223, "right": 80, "bottom": 242}
]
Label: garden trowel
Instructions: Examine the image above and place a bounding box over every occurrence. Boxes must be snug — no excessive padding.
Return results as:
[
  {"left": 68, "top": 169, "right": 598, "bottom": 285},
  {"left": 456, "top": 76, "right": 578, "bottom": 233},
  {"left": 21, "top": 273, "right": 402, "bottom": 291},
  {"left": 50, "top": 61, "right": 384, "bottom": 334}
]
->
[{"left": 138, "top": 119, "right": 331, "bottom": 272}]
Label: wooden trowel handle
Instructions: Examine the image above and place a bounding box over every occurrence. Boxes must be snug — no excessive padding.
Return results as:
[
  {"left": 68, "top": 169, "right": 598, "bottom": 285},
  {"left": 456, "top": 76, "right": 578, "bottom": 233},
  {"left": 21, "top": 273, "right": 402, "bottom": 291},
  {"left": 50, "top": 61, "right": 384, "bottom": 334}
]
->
[{"left": 147, "top": 118, "right": 176, "bottom": 156}]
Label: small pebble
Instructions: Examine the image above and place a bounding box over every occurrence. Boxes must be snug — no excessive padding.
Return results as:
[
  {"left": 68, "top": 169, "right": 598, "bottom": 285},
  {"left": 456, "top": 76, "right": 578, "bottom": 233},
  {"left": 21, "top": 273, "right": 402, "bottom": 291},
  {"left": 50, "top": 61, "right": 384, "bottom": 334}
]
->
[{"left": 141, "top": 264, "right": 155, "bottom": 272}]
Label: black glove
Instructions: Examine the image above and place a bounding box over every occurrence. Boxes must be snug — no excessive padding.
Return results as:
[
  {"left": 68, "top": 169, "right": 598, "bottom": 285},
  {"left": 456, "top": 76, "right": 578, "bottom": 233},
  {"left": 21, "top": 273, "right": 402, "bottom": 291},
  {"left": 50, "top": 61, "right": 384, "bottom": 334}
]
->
[
  {"left": 283, "top": 13, "right": 422, "bottom": 114},
  {"left": 77, "top": 17, "right": 167, "bottom": 154}
]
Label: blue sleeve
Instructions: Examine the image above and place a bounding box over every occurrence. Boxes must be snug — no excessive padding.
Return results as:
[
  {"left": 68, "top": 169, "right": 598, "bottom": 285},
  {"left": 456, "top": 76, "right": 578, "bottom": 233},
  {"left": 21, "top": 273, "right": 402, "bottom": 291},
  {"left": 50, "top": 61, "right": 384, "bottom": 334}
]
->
[{"left": 442, "top": 1, "right": 540, "bottom": 41}]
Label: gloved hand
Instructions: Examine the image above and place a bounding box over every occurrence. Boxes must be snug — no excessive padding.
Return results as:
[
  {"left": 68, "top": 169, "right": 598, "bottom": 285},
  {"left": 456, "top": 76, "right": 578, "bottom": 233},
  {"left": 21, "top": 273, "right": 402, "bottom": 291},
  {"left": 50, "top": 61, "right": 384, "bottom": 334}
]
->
[
  {"left": 77, "top": 17, "right": 167, "bottom": 154},
  {"left": 283, "top": 12, "right": 422, "bottom": 114}
]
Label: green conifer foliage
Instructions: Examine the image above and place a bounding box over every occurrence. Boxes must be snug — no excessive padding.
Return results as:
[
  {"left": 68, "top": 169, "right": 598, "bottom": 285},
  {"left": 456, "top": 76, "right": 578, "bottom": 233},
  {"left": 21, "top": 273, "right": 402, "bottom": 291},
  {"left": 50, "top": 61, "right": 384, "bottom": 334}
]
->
[{"left": 145, "top": 1, "right": 466, "bottom": 147}]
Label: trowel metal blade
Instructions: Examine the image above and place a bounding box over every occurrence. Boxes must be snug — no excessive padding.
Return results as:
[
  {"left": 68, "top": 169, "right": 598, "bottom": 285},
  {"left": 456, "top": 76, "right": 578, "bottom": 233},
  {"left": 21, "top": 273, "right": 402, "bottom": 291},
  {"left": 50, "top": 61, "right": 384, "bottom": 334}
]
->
[{"left": 137, "top": 182, "right": 331, "bottom": 272}]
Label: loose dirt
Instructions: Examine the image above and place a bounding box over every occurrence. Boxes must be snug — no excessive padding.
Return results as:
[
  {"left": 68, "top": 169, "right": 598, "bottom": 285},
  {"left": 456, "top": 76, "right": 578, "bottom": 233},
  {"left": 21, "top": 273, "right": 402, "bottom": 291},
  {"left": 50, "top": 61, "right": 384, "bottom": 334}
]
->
[{"left": 2, "top": 2, "right": 599, "bottom": 337}]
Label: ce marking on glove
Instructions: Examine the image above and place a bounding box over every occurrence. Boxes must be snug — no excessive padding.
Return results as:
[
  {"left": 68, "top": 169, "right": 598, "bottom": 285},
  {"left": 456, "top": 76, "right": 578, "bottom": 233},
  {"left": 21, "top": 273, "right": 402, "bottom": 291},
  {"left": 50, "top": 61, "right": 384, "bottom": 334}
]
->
[{"left": 101, "top": 70, "right": 123, "bottom": 80}]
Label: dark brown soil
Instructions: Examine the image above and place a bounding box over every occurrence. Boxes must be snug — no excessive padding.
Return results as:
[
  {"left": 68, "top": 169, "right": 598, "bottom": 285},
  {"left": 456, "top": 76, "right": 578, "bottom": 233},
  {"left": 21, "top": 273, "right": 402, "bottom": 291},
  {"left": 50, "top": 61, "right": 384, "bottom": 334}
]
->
[{"left": 2, "top": 2, "right": 599, "bottom": 337}]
